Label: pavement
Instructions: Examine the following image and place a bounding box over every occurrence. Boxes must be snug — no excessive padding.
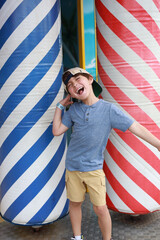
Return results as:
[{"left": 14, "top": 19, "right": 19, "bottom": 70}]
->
[{"left": 0, "top": 194, "right": 160, "bottom": 240}]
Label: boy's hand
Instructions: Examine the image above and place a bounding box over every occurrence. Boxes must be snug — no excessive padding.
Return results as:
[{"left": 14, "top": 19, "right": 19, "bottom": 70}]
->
[{"left": 60, "top": 95, "right": 73, "bottom": 107}]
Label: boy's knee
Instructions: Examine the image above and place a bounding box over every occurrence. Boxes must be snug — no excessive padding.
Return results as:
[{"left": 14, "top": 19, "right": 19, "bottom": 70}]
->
[
  {"left": 69, "top": 201, "right": 82, "bottom": 208},
  {"left": 93, "top": 205, "right": 108, "bottom": 217}
]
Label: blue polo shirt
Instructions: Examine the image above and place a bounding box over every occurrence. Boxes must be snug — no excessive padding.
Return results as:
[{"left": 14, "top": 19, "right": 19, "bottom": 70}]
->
[{"left": 62, "top": 99, "right": 134, "bottom": 172}]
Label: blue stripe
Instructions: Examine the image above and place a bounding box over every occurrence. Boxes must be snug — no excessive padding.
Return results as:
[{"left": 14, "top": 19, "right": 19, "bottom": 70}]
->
[
  {"left": 0, "top": 0, "right": 42, "bottom": 49},
  {"left": 0, "top": 35, "right": 61, "bottom": 127},
  {"left": 0, "top": 67, "right": 62, "bottom": 165},
  {"left": 0, "top": 0, "right": 6, "bottom": 9},
  {"left": 27, "top": 171, "right": 66, "bottom": 224},
  {"left": 3, "top": 136, "right": 66, "bottom": 221},
  {"left": 59, "top": 198, "right": 69, "bottom": 219},
  {"left": 0, "top": 0, "right": 59, "bottom": 89},
  {"left": 0, "top": 125, "right": 53, "bottom": 200}
]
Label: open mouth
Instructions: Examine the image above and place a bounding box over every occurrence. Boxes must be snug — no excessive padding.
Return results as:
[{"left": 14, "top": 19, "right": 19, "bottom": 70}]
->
[{"left": 76, "top": 87, "right": 84, "bottom": 95}]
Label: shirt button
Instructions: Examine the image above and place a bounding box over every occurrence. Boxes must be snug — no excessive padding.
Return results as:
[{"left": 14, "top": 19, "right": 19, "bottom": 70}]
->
[
  {"left": 86, "top": 113, "right": 89, "bottom": 115},
  {"left": 86, "top": 118, "right": 89, "bottom": 121}
]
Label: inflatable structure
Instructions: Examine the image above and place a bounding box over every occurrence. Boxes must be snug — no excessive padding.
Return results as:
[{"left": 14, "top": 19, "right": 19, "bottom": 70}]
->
[
  {"left": 96, "top": 0, "right": 160, "bottom": 214},
  {"left": 0, "top": 0, "right": 68, "bottom": 225}
]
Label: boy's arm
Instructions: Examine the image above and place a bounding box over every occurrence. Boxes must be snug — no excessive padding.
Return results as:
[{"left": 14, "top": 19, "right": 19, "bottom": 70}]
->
[
  {"left": 128, "top": 121, "right": 160, "bottom": 151},
  {"left": 52, "top": 95, "right": 73, "bottom": 136}
]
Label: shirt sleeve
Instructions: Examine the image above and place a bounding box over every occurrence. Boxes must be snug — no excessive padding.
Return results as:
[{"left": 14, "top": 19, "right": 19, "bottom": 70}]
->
[
  {"left": 62, "top": 108, "right": 73, "bottom": 129},
  {"left": 110, "top": 104, "right": 134, "bottom": 132}
]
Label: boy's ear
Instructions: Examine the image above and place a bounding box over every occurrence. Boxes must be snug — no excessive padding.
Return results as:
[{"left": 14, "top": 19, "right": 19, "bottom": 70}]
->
[{"left": 88, "top": 75, "right": 94, "bottom": 84}]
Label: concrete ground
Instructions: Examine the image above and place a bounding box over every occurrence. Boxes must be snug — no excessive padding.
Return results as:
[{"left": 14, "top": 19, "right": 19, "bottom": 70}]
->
[{"left": 0, "top": 194, "right": 160, "bottom": 240}]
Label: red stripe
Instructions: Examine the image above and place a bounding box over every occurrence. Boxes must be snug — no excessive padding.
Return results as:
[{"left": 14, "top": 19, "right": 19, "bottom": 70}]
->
[
  {"left": 96, "top": 0, "right": 160, "bottom": 78},
  {"left": 116, "top": 0, "right": 160, "bottom": 46},
  {"left": 103, "top": 161, "right": 149, "bottom": 214},
  {"left": 97, "top": 26, "right": 160, "bottom": 111},
  {"left": 107, "top": 139, "right": 160, "bottom": 203},
  {"left": 116, "top": 131, "right": 160, "bottom": 174},
  {"left": 97, "top": 58, "right": 160, "bottom": 135},
  {"left": 152, "top": 0, "right": 160, "bottom": 11},
  {"left": 105, "top": 192, "right": 119, "bottom": 212}
]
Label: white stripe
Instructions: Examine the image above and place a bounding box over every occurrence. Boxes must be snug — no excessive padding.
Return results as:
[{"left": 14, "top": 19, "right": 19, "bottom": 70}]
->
[
  {"left": 11, "top": 147, "right": 66, "bottom": 222},
  {"left": 0, "top": 85, "right": 64, "bottom": 183},
  {"left": 105, "top": 151, "right": 160, "bottom": 211},
  {"left": 0, "top": 12, "right": 61, "bottom": 109},
  {"left": 1, "top": 135, "right": 65, "bottom": 214},
  {"left": 106, "top": 178, "right": 134, "bottom": 213},
  {"left": 0, "top": 46, "right": 62, "bottom": 147},
  {"left": 98, "top": 77, "right": 160, "bottom": 160},
  {"left": 0, "top": 0, "right": 23, "bottom": 29},
  {"left": 0, "top": 0, "right": 56, "bottom": 70},
  {"left": 44, "top": 188, "right": 67, "bottom": 223},
  {"left": 97, "top": 44, "right": 160, "bottom": 126},
  {"left": 101, "top": 0, "right": 160, "bottom": 62},
  {"left": 110, "top": 130, "right": 160, "bottom": 188},
  {"left": 96, "top": 12, "right": 160, "bottom": 96},
  {"left": 135, "top": 0, "right": 160, "bottom": 30}
]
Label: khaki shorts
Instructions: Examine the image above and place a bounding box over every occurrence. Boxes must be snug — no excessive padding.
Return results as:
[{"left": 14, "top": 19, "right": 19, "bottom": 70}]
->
[{"left": 65, "top": 169, "right": 106, "bottom": 206}]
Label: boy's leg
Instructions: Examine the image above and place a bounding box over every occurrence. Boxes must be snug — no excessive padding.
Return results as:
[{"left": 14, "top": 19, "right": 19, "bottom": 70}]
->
[
  {"left": 84, "top": 170, "right": 112, "bottom": 240},
  {"left": 65, "top": 170, "right": 86, "bottom": 237},
  {"left": 93, "top": 204, "right": 112, "bottom": 240},
  {"left": 69, "top": 201, "right": 83, "bottom": 237}
]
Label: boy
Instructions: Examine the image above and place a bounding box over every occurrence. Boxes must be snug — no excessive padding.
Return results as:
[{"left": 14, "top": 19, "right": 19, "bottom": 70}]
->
[{"left": 52, "top": 67, "right": 160, "bottom": 240}]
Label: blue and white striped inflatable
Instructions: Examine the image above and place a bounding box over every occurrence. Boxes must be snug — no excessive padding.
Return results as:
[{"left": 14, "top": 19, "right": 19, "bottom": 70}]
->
[{"left": 0, "top": 0, "right": 69, "bottom": 225}]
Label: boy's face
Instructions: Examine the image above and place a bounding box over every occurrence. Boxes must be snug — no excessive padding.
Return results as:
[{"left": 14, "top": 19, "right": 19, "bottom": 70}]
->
[{"left": 67, "top": 74, "right": 93, "bottom": 100}]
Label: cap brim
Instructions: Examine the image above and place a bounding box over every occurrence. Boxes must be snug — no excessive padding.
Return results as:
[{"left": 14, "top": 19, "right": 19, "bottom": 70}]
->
[{"left": 92, "top": 80, "right": 102, "bottom": 97}]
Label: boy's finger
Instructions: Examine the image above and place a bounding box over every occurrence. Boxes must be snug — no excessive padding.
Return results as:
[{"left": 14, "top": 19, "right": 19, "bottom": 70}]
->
[{"left": 66, "top": 94, "right": 71, "bottom": 100}]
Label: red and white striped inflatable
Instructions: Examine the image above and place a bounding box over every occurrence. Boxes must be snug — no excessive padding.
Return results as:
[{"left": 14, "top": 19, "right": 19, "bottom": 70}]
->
[{"left": 96, "top": 0, "right": 160, "bottom": 214}]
